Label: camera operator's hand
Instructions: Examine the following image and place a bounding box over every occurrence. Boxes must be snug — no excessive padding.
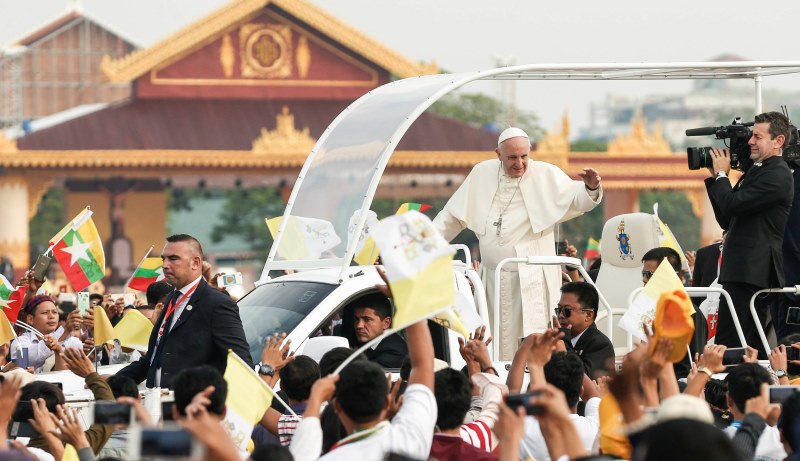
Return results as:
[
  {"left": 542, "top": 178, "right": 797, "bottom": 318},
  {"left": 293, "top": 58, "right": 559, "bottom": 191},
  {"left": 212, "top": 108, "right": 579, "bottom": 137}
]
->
[{"left": 709, "top": 147, "right": 732, "bottom": 176}]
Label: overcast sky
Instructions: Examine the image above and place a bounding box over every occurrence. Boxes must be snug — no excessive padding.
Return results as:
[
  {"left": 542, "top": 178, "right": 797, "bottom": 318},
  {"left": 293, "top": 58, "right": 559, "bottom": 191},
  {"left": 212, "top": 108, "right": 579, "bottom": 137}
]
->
[{"left": 3, "top": 0, "right": 800, "bottom": 136}]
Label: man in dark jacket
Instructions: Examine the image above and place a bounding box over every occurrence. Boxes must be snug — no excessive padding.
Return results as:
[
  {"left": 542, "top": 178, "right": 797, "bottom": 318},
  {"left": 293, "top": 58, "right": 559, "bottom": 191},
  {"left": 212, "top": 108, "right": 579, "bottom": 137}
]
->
[
  {"left": 705, "top": 111, "right": 794, "bottom": 356},
  {"left": 556, "top": 281, "right": 614, "bottom": 377}
]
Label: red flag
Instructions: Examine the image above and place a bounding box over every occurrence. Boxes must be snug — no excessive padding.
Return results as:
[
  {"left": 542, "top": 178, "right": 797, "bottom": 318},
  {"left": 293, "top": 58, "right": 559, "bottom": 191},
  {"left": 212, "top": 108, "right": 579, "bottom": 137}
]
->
[{"left": 5, "top": 285, "right": 27, "bottom": 324}]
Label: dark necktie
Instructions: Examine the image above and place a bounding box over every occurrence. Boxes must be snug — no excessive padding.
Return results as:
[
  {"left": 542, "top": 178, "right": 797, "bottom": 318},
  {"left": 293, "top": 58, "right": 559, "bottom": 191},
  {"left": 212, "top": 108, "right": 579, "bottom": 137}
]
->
[{"left": 152, "top": 289, "right": 181, "bottom": 368}]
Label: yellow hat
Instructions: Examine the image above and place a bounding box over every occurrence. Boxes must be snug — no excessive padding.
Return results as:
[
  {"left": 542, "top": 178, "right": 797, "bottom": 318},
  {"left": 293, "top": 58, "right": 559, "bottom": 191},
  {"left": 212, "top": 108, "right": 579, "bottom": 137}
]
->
[{"left": 651, "top": 289, "right": 695, "bottom": 363}]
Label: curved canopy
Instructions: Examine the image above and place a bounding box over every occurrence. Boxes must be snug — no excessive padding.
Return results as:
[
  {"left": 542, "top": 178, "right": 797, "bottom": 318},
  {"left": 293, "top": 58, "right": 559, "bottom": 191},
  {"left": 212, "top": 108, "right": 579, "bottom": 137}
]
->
[{"left": 261, "top": 61, "right": 800, "bottom": 282}]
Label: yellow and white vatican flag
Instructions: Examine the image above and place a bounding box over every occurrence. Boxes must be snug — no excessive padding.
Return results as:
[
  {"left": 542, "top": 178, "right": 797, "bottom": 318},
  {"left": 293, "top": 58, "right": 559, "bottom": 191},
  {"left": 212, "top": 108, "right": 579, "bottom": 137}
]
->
[
  {"left": 113, "top": 309, "right": 153, "bottom": 351},
  {"left": 619, "top": 260, "right": 688, "bottom": 341},
  {"left": 223, "top": 350, "right": 273, "bottom": 452},
  {"left": 653, "top": 203, "right": 688, "bottom": 271},
  {"left": 347, "top": 210, "right": 380, "bottom": 265},
  {"left": 369, "top": 210, "right": 455, "bottom": 329},
  {"left": 266, "top": 215, "right": 341, "bottom": 260}
]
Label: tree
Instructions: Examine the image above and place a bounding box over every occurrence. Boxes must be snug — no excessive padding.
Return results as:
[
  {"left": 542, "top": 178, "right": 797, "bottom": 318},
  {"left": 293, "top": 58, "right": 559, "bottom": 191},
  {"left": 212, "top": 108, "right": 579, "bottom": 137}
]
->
[
  {"left": 429, "top": 91, "right": 544, "bottom": 140},
  {"left": 570, "top": 139, "right": 608, "bottom": 152},
  {"left": 209, "top": 187, "right": 286, "bottom": 261},
  {"left": 29, "top": 188, "right": 64, "bottom": 264}
]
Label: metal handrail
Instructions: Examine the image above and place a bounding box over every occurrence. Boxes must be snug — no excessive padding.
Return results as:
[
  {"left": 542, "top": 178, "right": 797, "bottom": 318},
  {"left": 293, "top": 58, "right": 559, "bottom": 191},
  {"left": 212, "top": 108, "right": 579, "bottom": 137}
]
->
[
  {"left": 750, "top": 286, "right": 800, "bottom": 355},
  {"left": 492, "top": 256, "right": 613, "bottom": 362}
]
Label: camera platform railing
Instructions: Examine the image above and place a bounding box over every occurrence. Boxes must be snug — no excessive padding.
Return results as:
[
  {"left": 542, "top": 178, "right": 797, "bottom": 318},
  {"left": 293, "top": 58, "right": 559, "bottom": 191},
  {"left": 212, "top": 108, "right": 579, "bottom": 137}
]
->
[
  {"left": 750, "top": 286, "right": 800, "bottom": 356},
  {"left": 625, "top": 287, "right": 747, "bottom": 351},
  {"left": 492, "top": 256, "right": 613, "bottom": 362}
]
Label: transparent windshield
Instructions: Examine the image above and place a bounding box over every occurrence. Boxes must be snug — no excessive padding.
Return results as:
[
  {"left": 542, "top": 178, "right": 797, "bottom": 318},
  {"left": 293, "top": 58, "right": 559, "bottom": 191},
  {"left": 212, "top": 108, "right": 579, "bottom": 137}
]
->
[
  {"left": 271, "top": 74, "right": 471, "bottom": 268},
  {"left": 237, "top": 281, "right": 337, "bottom": 362}
]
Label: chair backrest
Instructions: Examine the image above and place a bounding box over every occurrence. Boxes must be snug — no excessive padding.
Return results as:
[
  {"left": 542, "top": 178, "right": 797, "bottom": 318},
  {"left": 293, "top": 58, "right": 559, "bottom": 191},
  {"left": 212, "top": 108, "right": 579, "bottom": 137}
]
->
[
  {"left": 298, "top": 336, "right": 350, "bottom": 364},
  {"left": 595, "top": 212, "right": 661, "bottom": 349}
]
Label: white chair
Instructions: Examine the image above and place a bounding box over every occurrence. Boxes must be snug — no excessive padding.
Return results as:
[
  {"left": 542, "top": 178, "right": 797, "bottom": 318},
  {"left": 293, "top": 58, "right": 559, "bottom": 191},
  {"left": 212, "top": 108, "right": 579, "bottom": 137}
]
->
[{"left": 594, "top": 212, "right": 660, "bottom": 353}]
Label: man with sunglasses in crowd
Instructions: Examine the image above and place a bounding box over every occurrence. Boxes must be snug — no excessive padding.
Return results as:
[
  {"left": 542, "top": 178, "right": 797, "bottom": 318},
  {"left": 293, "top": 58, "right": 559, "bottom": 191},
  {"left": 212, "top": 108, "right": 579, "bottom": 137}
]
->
[{"left": 555, "top": 281, "right": 614, "bottom": 377}]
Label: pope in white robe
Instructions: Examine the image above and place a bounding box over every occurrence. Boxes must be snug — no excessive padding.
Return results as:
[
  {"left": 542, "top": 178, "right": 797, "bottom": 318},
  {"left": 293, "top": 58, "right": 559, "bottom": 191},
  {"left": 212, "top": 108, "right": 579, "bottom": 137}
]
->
[{"left": 433, "top": 127, "right": 603, "bottom": 360}]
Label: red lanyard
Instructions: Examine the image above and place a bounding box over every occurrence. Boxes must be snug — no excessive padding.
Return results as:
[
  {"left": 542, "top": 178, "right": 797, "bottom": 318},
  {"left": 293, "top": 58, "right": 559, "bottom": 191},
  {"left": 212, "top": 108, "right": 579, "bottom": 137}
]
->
[{"left": 158, "top": 283, "right": 199, "bottom": 337}]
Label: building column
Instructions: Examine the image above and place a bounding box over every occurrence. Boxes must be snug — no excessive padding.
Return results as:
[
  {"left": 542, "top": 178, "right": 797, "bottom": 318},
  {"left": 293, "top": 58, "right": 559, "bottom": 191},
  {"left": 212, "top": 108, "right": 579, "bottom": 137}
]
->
[
  {"left": 0, "top": 176, "right": 30, "bottom": 280},
  {"left": 603, "top": 188, "right": 640, "bottom": 223}
]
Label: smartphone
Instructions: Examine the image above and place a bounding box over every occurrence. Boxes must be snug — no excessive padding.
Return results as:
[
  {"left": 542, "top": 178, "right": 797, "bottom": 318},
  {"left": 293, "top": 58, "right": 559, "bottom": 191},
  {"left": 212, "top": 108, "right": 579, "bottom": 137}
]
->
[
  {"left": 13, "top": 347, "right": 29, "bottom": 369},
  {"left": 31, "top": 254, "right": 52, "bottom": 282},
  {"left": 162, "top": 401, "right": 175, "bottom": 421},
  {"left": 77, "top": 292, "right": 90, "bottom": 316},
  {"left": 506, "top": 391, "right": 544, "bottom": 415},
  {"left": 217, "top": 272, "right": 243, "bottom": 288},
  {"left": 786, "top": 306, "right": 800, "bottom": 325},
  {"left": 128, "top": 425, "right": 204, "bottom": 459},
  {"left": 722, "top": 347, "right": 747, "bottom": 366},
  {"left": 555, "top": 240, "right": 568, "bottom": 255},
  {"left": 770, "top": 385, "right": 800, "bottom": 404},
  {"left": 9, "top": 421, "right": 39, "bottom": 438},
  {"left": 788, "top": 347, "right": 800, "bottom": 362},
  {"left": 111, "top": 293, "right": 136, "bottom": 306},
  {"left": 93, "top": 402, "right": 133, "bottom": 425}
]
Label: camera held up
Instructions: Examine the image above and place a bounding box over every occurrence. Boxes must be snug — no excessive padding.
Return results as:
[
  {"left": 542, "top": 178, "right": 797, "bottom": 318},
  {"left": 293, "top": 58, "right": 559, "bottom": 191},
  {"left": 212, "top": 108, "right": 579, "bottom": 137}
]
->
[
  {"left": 686, "top": 110, "right": 800, "bottom": 171},
  {"left": 685, "top": 117, "right": 753, "bottom": 171}
]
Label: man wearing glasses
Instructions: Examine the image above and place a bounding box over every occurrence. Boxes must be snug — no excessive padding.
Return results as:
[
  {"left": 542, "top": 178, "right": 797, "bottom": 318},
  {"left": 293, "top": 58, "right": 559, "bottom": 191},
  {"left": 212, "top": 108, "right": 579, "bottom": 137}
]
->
[{"left": 555, "top": 281, "right": 614, "bottom": 377}]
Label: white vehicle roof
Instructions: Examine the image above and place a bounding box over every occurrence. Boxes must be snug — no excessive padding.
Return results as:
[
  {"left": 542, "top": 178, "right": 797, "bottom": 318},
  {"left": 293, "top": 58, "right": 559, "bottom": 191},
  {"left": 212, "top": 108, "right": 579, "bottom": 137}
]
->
[{"left": 261, "top": 61, "right": 800, "bottom": 283}]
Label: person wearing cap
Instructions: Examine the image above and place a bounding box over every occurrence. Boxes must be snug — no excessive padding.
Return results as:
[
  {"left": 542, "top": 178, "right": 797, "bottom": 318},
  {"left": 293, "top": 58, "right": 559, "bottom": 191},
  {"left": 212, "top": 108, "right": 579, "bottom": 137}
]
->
[{"left": 433, "top": 127, "right": 602, "bottom": 360}]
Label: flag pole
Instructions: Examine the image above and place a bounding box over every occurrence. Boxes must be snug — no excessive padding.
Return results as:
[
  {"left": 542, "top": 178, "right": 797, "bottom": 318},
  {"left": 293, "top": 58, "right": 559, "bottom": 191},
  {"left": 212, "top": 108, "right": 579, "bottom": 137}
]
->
[{"left": 124, "top": 245, "right": 154, "bottom": 293}]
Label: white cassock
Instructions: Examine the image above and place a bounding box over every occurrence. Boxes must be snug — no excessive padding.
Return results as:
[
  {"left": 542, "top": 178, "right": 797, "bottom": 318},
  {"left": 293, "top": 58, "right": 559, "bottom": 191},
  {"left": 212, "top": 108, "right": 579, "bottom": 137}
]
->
[{"left": 434, "top": 159, "right": 602, "bottom": 360}]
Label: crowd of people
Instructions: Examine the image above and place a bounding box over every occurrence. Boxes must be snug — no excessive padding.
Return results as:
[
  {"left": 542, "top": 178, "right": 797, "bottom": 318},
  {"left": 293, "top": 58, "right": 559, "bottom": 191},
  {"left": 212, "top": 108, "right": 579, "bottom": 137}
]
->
[{"left": 0, "top": 109, "right": 796, "bottom": 461}]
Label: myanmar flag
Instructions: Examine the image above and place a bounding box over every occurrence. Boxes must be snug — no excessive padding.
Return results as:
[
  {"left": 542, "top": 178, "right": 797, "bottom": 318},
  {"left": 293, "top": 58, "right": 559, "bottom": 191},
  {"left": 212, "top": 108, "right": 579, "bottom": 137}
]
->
[
  {"left": 129, "top": 257, "right": 164, "bottom": 291},
  {"left": 50, "top": 208, "right": 105, "bottom": 292},
  {"left": 396, "top": 202, "right": 432, "bottom": 214},
  {"left": 585, "top": 237, "right": 600, "bottom": 260},
  {"left": 0, "top": 275, "right": 26, "bottom": 323}
]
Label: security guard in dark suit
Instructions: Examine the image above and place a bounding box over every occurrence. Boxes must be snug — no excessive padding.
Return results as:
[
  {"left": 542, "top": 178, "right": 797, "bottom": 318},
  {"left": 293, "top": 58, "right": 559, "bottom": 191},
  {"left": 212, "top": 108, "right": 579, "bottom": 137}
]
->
[{"left": 705, "top": 111, "right": 794, "bottom": 356}]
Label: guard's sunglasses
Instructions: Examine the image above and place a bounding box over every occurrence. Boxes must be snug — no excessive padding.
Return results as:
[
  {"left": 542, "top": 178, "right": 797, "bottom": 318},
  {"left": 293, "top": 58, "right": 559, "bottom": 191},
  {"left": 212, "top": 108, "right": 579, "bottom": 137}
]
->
[
  {"left": 642, "top": 270, "right": 654, "bottom": 280},
  {"left": 554, "top": 305, "right": 592, "bottom": 318}
]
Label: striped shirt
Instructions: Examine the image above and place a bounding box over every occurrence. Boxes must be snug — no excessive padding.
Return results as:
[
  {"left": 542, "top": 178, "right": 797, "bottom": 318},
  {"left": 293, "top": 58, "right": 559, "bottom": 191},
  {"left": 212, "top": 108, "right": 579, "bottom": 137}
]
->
[{"left": 460, "top": 420, "right": 492, "bottom": 452}]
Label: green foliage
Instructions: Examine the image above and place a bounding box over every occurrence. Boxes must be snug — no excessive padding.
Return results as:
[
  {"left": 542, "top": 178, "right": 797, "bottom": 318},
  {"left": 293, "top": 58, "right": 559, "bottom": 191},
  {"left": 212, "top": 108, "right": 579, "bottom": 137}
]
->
[
  {"left": 209, "top": 187, "right": 286, "bottom": 261},
  {"left": 29, "top": 188, "right": 65, "bottom": 263},
  {"left": 557, "top": 204, "right": 605, "bottom": 258},
  {"left": 428, "top": 91, "right": 544, "bottom": 140},
  {"left": 639, "top": 190, "right": 700, "bottom": 252},
  {"left": 570, "top": 139, "right": 608, "bottom": 152}
]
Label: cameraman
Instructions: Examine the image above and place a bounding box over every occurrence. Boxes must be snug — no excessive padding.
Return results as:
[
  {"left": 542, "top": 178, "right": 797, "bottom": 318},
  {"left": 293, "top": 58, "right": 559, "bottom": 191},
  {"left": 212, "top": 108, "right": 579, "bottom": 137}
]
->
[
  {"left": 772, "top": 148, "right": 800, "bottom": 340},
  {"left": 705, "top": 111, "right": 794, "bottom": 356}
]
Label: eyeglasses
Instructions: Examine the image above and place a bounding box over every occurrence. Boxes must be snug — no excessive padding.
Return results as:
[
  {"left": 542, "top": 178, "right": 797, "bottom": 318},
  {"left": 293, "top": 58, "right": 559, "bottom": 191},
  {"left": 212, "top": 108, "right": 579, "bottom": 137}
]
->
[
  {"left": 642, "top": 270, "right": 654, "bottom": 280},
  {"left": 555, "top": 305, "right": 592, "bottom": 318}
]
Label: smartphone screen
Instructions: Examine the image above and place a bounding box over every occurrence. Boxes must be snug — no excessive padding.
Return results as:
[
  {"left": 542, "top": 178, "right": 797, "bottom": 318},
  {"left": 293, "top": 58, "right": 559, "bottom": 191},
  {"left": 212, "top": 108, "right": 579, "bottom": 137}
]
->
[
  {"left": 722, "top": 347, "right": 746, "bottom": 366},
  {"left": 93, "top": 402, "right": 132, "bottom": 425},
  {"left": 770, "top": 385, "right": 799, "bottom": 404},
  {"left": 788, "top": 347, "right": 800, "bottom": 362},
  {"left": 141, "top": 427, "right": 195, "bottom": 456},
  {"left": 555, "top": 241, "right": 568, "bottom": 255},
  {"left": 506, "top": 391, "right": 543, "bottom": 415}
]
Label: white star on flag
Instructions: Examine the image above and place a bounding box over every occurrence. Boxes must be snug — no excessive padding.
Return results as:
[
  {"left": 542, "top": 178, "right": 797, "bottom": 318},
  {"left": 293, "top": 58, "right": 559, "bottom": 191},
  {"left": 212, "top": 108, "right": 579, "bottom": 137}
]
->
[
  {"left": 61, "top": 237, "right": 92, "bottom": 267},
  {"left": 155, "top": 267, "right": 165, "bottom": 281}
]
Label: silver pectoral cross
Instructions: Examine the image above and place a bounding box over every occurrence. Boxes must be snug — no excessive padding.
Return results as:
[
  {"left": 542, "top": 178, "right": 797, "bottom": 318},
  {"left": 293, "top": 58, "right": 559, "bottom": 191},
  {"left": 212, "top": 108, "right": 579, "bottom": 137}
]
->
[{"left": 493, "top": 215, "right": 502, "bottom": 236}]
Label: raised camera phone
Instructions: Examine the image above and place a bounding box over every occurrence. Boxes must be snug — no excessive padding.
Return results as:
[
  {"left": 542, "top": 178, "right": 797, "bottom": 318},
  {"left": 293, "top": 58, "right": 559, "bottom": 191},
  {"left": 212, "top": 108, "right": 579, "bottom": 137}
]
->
[
  {"left": 506, "top": 391, "right": 544, "bottom": 415},
  {"left": 31, "top": 254, "right": 52, "bottom": 282},
  {"left": 77, "top": 292, "right": 90, "bottom": 316},
  {"left": 555, "top": 240, "right": 568, "bottom": 255},
  {"left": 788, "top": 346, "right": 800, "bottom": 362},
  {"left": 9, "top": 421, "right": 39, "bottom": 438},
  {"left": 110, "top": 293, "right": 136, "bottom": 306},
  {"left": 722, "top": 347, "right": 747, "bottom": 366},
  {"left": 128, "top": 426, "right": 204, "bottom": 459},
  {"left": 770, "top": 385, "right": 800, "bottom": 404},
  {"left": 786, "top": 306, "right": 800, "bottom": 326},
  {"left": 93, "top": 402, "right": 133, "bottom": 425},
  {"left": 217, "top": 272, "right": 243, "bottom": 288}
]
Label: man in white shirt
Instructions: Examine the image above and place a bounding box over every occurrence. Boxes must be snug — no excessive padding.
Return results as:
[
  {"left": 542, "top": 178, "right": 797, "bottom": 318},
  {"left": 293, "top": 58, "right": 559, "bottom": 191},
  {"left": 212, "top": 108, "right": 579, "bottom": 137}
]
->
[
  {"left": 520, "top": 352, "right": 600, "bottom": 461},
  {"left": 722, "top": 363, "right": 786, "bottom": 461},
  {"left": 289, "top": 320, "right": 436, "bottom": 461}
]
